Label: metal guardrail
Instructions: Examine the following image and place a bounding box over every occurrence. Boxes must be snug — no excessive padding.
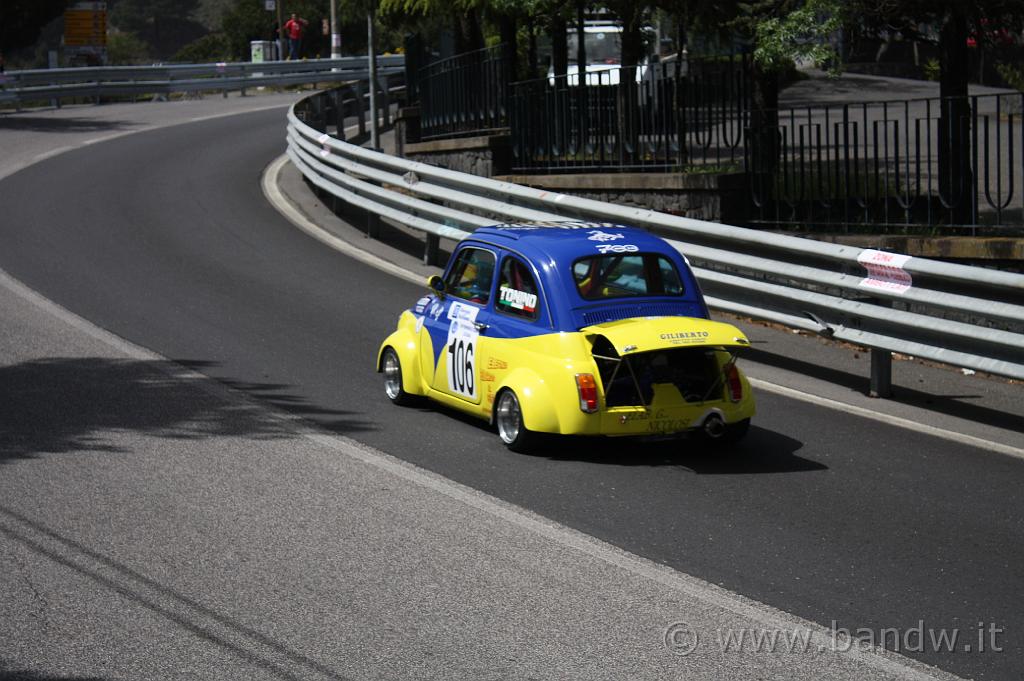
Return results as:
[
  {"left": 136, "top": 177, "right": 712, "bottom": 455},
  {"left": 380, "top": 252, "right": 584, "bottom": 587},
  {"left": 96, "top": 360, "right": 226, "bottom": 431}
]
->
[
  {"left": 0, "top": 56, "right": 405, "bottom": 106},
  {"left": 287, "top": 91, "right": 1024, "bottom": 391}
]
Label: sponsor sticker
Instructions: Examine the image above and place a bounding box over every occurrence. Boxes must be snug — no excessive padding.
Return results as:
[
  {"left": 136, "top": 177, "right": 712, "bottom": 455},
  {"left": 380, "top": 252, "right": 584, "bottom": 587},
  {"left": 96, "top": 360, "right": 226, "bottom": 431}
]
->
[
  {"left": 659, "top": 330, "right": 711, "bottom": 346},
  {"left": 587, "top": 230, "right": 625, "bottom": 242},
  {"left": 413, "top": 295, "right": 431, "bottom": 314},
  {"left": 487, "top": 358, "right": 508, "bottom": 370},
  {"left": 858, "top": 249, "right": 913, "bottom": 294},
  {"left": 498, "top": 285, "right": 537, "bottom": 313}
]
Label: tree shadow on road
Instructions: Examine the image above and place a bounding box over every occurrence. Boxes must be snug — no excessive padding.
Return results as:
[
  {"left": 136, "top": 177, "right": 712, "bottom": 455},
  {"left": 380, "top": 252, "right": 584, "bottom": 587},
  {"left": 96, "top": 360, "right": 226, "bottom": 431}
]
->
[
  {"left": 0, "top": 665, "right": 104, "bottom": 680},
  {"left": 0, "top": 116, "right": 137, "bottom": 134},
  {"left": 0, "top": 357, "right": 373, "bottom": 462}
]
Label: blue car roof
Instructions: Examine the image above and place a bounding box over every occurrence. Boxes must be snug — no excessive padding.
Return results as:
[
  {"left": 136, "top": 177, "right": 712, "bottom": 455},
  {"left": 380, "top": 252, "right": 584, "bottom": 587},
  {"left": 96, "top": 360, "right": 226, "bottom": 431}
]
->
[
  {"left": 464, "top": 222, "right": 709, "bottom": 330},
  {"left": 471, "top": 222, "right": 674, "bottom": 261}
]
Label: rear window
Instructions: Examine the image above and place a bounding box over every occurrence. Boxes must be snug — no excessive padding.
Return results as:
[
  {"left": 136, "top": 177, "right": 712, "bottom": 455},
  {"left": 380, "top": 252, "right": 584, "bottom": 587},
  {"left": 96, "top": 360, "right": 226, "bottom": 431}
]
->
[{"left": 573, "top": 253, "right": 685, "bottom": 300}]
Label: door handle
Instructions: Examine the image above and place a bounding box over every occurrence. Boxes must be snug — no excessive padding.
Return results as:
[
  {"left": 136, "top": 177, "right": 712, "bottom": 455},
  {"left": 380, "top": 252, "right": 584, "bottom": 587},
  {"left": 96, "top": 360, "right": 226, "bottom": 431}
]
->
[{"left": 474, "top": 322, "right": 489, "bottom": 332}]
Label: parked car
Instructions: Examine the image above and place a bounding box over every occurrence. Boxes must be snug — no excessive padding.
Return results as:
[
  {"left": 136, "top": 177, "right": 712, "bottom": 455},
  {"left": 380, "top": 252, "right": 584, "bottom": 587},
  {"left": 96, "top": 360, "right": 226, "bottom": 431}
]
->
[{"left": 377, "top": 222, "right": 755, "bottom": 452}]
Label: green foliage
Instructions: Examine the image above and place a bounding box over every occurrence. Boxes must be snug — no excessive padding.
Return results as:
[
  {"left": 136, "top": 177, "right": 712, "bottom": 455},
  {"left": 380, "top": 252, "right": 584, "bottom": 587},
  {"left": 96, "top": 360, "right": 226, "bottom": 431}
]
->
[
  {"left": 996, "top": 62, "right": 1024, "bottom": 92},
  {"left": 923, "top": 57, "right": 940, "bottom": 81},
  {"left": 750, "top": 0, "right": 842, "bottom": 73},
  {"left": 107, "top": 30, "right": 152, "bottom": 64},
  {"left": 109, "top": 0, "right": 200, "bottom": 34},
  {"left": 172, "top": 31, "right": 231, "bottom": 63}
]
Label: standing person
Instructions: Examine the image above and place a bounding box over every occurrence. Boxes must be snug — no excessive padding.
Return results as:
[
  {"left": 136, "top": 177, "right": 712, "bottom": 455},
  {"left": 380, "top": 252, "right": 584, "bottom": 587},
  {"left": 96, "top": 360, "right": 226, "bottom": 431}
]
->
[{"left": 283, "top": 13, "right": 308, "bottom": 60}]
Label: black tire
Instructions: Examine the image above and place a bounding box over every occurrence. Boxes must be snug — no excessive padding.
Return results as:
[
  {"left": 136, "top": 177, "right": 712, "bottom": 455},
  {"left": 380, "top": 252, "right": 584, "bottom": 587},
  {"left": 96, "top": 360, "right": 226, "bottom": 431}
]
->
[
  {"left": 381, "top": 347, "right": 414, "bottom": 406},
  {"left": 697, "top": 416, "right": 750, "bottom": 448},
  {"left": 494, "top": 389, "right": 541, "bottom": 453}
]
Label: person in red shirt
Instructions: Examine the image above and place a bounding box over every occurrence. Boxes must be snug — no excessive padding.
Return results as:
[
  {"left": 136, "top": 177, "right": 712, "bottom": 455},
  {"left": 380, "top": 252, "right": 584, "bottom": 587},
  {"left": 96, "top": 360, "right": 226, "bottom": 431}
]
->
[{"left": 283, "top": 13, "right": 308, "bottom": 60}]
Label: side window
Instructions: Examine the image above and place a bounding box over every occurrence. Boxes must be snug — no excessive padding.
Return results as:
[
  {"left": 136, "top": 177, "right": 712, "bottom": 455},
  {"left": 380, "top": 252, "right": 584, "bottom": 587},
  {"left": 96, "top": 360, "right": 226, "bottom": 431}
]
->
[
  {"left": 444, "top": 247, "right": 496, "bottom": 304},
  {"left": 496, "top": 256, "right": 540, "bottom": 321}
]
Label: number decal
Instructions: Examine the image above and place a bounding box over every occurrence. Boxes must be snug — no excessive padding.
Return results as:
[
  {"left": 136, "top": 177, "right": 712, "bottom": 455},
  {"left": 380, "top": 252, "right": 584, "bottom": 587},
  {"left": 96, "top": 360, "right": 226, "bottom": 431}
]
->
[
  {"left": 444, "top": 302, "right": 480, "bottom": 399},
  {"left": 596, "top": 243, "right": 639, "bottom": 254}
]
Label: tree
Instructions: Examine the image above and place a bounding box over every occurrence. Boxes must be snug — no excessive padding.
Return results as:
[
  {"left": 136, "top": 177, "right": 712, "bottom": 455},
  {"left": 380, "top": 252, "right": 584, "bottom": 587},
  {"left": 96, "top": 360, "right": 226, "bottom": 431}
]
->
[
  {"left": 850, "top": 1, "right": 1024, "bottom": 223},
  {"left": 0, "top": 0, "right": 69, "bottom": 54},
  {"left": 109, "top": 0, "right": 205, "bottom": 59}
]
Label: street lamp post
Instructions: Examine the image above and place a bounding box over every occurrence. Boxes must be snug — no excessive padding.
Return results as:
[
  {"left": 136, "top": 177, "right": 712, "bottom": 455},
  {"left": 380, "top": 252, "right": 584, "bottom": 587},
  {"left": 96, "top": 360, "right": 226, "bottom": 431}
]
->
[
  {"left": 330, "top": 0, "right": 341, "bottom": 60},
  {"left": 368, "top": 6, "right": 379, "bottom": 150}
]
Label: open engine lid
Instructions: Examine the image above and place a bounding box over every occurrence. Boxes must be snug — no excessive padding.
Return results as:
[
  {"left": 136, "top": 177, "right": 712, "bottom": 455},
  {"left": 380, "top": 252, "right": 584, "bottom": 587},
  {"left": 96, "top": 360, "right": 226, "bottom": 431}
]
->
[{"left": 581, "top": 316, "right": 751, "bottom": 355}]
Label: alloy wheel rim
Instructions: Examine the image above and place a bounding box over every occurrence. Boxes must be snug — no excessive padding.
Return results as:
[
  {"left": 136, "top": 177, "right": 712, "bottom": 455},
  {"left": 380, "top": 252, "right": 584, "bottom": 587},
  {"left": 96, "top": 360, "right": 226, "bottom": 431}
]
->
[
  {"left": 496, "top": 392, "right": 520, "bottom": 444},
  {"left": 383, "top": 352, "right": 402, "bottom": 400}
]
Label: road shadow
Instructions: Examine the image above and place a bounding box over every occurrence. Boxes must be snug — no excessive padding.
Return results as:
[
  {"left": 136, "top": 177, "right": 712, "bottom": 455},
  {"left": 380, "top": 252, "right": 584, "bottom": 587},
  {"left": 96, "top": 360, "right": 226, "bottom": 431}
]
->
[
  {"left": 172, "top": 359, "right": 377, "bottom": 433},
  {"left": 0, "top": 116, "right": 136, "bottom": 133},
  {"left": 0, "top": 357, "right": 372, "bottom": 463},
  {"left": 0, "top": 666, "right": 104, "bottom": 681},
  {"left": 523, "top": 426, "right": 821, "bottom": 474},
  {"left": 744, "top": 347, "right": 1024, "bottom": 435}
]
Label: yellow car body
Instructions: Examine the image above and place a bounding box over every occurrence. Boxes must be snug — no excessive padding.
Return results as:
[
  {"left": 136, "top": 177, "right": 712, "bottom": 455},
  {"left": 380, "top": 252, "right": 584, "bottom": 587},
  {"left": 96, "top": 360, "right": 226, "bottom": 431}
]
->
[{"left": 377, "top": 223, "right": 755, "bottom": 451}]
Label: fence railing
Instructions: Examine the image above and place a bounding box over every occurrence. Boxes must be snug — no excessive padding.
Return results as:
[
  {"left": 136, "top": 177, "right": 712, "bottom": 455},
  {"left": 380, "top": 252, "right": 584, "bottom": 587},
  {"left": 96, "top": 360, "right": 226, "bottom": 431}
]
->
[
  {"left": 509, "top": 54, "right": 751, "bottom": 173},
  {"left": 418, "top": 45, "right": 510, "bottom": 140},
  {"left": 748, "top": 92, "right": 1024, "bottom": 232},
  {"left": 287, "top": 89, "right": 1024, "bottom": 391},
  {"left": 0, "top": 56, "right": 405, "bottom": 107}
]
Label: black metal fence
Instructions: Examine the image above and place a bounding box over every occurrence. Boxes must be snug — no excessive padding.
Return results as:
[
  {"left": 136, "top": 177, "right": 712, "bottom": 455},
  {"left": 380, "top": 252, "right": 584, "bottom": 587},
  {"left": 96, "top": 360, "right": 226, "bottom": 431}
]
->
[
  {"left": 749, "top": 92, "right": 1024, "bottom": 232},
  {"left": 413, "top": 42, "right": 1023, "bottom": 231},
  {"left": 508, "top": 54, "right": 751, "bottom": 173},
  {"left": 418, "top": 45, "right": 509, "bottom": 140}
]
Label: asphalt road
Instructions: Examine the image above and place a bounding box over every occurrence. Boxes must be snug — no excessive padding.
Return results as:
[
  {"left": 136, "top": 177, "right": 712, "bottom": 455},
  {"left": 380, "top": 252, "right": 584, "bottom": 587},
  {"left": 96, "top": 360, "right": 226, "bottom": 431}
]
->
[{"left": 1, "top": 106, "right": 1023, "bottom": 680}]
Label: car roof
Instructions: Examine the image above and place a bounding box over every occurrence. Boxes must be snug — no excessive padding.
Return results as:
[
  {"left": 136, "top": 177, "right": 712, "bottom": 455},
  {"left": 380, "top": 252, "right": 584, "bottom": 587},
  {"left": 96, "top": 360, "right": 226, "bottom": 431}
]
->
[{"left": 470, "top": 222, "right": 675, "bottom": 263}]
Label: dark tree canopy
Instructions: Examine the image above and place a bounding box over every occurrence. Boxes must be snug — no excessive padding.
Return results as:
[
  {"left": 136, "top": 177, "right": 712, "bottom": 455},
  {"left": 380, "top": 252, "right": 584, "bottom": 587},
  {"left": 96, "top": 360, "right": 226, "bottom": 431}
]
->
[{"left": 0, "top": 0, "right": 70, "bottom": 53}]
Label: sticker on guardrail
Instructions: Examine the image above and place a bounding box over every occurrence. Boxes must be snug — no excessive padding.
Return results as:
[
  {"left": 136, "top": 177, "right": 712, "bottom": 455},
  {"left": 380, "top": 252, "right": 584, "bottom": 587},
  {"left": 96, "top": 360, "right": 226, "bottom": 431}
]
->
[
  {"left": 858, "top": 249, "right": 913, "bottom": 294},
  {"left": 318, "top": 133, "right": 331, "bottom": 158}
]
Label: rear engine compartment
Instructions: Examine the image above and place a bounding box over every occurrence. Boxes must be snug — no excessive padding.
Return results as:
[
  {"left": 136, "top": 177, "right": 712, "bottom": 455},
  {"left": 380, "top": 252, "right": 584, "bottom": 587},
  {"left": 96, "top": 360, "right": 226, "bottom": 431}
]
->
[{"left": 590, "top": 335, "right": 725, "bottom": 407}]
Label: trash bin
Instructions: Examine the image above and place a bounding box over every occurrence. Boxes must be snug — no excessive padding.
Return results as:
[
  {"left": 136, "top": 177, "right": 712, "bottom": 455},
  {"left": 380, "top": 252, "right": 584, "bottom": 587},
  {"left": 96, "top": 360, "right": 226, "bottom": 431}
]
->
[{"left": 250, "top": 40, "right": 274, "bottom": 63}]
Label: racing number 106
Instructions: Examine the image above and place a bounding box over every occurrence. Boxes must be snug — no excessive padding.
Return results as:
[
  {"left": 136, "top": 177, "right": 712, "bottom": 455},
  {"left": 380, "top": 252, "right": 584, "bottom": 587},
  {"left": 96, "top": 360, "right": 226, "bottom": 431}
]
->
[{"left": 448, "top": 336, "right": 475, "bottom": 397}]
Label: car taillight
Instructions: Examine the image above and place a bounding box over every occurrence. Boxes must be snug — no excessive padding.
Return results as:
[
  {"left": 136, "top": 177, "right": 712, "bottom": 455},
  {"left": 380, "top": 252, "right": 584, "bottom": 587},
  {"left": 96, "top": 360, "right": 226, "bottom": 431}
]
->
[
  {"left": 575, "top": 373, "right": 599, "bottom": 413},
  {"left": 725, "top": 363, "right": 743, "bottom": 402}
]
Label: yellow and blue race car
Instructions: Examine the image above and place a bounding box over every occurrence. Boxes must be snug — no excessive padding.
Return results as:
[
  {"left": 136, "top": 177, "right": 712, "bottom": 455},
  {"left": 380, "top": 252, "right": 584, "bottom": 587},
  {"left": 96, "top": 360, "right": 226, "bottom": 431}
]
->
[{"left": 377, "top": 222, "right": 755, "bottom": 451}]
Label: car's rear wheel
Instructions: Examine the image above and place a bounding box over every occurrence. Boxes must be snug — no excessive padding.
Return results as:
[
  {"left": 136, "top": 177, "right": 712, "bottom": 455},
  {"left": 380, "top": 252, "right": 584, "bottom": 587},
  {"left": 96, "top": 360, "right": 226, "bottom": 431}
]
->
[
  {"left": 697, "top": 415, "right": 750, "bottom": 447},
  {"left": 495, "top": 389, "right": 539, "bottom": 452},
  {"left": 381, "top": 347, "right": 413, "bottom": 406}
]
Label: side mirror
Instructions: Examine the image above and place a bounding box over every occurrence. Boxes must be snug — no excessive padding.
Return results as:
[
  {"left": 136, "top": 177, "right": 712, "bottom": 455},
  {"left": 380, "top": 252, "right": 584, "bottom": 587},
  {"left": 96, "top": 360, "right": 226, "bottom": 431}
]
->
[{"left": 427, "top": 275, "right": 446, "bottom": 296}]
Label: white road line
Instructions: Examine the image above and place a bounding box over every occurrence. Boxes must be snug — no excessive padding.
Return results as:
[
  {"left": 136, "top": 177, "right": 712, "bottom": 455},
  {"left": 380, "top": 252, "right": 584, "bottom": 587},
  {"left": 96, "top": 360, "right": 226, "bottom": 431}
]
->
[
  {"left": 0, "top": 264, "right": 960, "bottom": 681},
  {"left": 749, "top": 378, "right": 1024, "bottom": 459},
  {"left": 262, "top": 155, "right": 1021, "bottom": 461},
  {"left": 261, "top": 155, "right": 422, "bottom": 287}
]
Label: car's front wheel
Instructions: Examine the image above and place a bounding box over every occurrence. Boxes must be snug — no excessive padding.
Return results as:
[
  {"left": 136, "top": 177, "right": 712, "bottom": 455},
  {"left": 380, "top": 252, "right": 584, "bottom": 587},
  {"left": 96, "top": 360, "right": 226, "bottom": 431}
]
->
[
  {"left": 381, "top": 347, "right": 414, "bottom": 406},
  {"left": 494, "top": 389, "right": 540, "bottom": 453}
]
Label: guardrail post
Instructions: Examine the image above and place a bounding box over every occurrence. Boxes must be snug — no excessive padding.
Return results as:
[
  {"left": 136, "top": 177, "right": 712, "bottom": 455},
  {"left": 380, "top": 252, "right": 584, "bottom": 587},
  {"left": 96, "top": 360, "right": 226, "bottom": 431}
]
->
[
  {"left": 355, "top": 81, "right": 366, "bottom": 137},
  {"left": 424, "top": 234, "right": 440, "bottom": 266},
  {"left": 379, "top": 77, "right": 391, "bottom": 128},
  {"left": 870, "top": 346, "right": 893, "bottom": 399},
  {"left": 867, "top": 297, "right": 893, "bottom": 398},
  {"left": 333, "top": 88, "right": 346, "bottom": 139}
]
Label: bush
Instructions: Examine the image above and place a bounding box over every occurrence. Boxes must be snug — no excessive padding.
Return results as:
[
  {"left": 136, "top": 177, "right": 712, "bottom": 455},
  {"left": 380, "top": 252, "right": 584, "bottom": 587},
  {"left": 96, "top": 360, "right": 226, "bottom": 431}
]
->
[
  {"left": 172, "top": 32, "right": 232, "bottom": 63},
  {"left": 996, "top": 62, "right": 1024, "bottom": 92},
  {"left": 107, "top": 31, "right": 152, "bottom": 65}
]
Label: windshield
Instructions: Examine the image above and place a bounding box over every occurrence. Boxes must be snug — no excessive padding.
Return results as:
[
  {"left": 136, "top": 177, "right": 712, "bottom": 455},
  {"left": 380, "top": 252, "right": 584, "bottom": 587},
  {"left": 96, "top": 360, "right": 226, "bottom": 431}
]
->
[
  {"left": 567, "top": 30, "right": 621, "bottom": 64},
  {"left": 573, "top": 253, "right": 685, "bottom": 300}
]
